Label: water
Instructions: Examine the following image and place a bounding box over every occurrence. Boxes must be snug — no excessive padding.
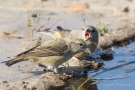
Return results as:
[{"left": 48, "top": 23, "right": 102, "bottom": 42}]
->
[{"left": 88, "top": 42, "right": 135, "bottom": 90}]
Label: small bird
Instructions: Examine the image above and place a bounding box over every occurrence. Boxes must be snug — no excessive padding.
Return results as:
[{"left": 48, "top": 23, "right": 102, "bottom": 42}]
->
[
  {"left": 74, "top": 26, "right": 99, "bottom": 58},
  {"left": 41, "top": 26, "right": 99, "bottom": 58},
  {"left": 2, "top": 38, "right": 90, "bottom": 73}
]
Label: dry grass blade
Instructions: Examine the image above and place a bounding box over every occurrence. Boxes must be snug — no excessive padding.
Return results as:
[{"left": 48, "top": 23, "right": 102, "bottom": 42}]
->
[
  {"left": 46, "top": 19, "right": 61, "bottom": 30},
  {"left": 77, "top": 77, "right": 93, "bottom": 90},
  {"left": 83, "top": 19, "right": 85, "bottom": 26},
  {"left": 26, "top": 6, "right": 42, "bottom": 47},
  {"left": 36, "top": 17, "right": 51, "bottom": 32},
  {"left": 36, "top": 37, "right": 42, "bottom": 46}
]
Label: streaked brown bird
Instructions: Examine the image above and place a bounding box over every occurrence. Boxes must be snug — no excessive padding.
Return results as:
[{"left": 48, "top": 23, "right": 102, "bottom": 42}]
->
[{"left": 2, "top": 38, "right": 90, "bottom": 73}]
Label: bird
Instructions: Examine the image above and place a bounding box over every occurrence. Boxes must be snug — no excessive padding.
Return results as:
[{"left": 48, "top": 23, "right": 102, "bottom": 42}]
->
[
  {"left": 2, "top": 38, "right": 90, "bottom": 73},
  {"left": 40, "top": 25, "right": 99, "bottom": 59},
  {"left": 74, "top": 25, "right": 99, "bottom": 58}
]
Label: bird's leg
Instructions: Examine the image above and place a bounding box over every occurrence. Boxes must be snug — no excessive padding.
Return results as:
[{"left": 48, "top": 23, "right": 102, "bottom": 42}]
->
[
  {"left": 38, "top": 63, "right": 47, "bottom": 68},
  {"left": 71, "top": 57, "right": 82, "bottom": 64},
  {"left": 53, "top": 67, "right": 59, "bottom": 74},
  {"left": 38, "top": 64, "right": 51, "bottom": 72},
  {"left": 71, "top": 57, "right": 80, "bottom": 61},
  {"left": 43, "top": 68, "right": 51, "bottom": 72}
]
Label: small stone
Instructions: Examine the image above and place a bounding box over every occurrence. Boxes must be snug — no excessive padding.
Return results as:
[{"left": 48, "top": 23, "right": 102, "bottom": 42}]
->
[
  {"left": 123, "top": 7, "right": 129, "bottom": 13},
  {"left": 3, "top": 32, "right": 10, "bottom": 35},
  {"left": 23, "top": 85, "right": 27, "bottom": 88},
  {"left": 5, "top": 84, "right": 9, "bottom": 87},
  {"left": 3, "top": 81, "right": 8, "bottom": 83},
  {"left": 67, "top": 3, "right": 89, "bottom": 12},
  {"left": 22, "top": 81, "right": 25, "bottom": 84}
]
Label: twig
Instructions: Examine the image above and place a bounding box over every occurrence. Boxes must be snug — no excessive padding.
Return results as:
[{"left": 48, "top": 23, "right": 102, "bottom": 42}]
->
[
  {"left": 39, "top": 19, "right": 60, "bottom": 32},
  {"left": 92, "top": 60, "right": 135, "bottom": 77},
  {"left": 36, "top": 17, "right": 51, "bottom": 32},
  {"left": 47, "top": 20, "right": 61, "bottom": 30}
]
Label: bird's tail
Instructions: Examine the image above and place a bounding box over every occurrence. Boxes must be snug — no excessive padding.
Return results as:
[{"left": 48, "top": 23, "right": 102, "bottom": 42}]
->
[{"left": 1, "top": 57, "right": 26, "bottom": 67}]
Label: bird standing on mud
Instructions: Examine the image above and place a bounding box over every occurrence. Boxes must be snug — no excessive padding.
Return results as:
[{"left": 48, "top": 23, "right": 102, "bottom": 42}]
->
[
  {"left": 41, "top": 25, "right": 99, "bottom": 59},
  {"left": 2, "top": 38, "right": 90, "bottom": 73}
]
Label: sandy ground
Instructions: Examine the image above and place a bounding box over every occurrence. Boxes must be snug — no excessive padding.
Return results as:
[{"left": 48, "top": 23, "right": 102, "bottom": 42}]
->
[{"left": 0, "top": 0, "right": 135, "bottom": 90}]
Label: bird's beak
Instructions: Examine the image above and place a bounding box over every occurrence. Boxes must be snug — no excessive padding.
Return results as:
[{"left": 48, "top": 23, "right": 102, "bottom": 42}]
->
[
  {"left": 83, "top": 47, "right": 91, "bottom": 54},
  {"left": 85, "top": 32, "right": 91, "bottom": 40}
]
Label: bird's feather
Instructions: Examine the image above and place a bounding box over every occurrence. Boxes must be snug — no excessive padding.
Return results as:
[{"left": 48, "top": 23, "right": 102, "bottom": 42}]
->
[{"left": 17, "top": 39, "right": 69, "bottom": 57}]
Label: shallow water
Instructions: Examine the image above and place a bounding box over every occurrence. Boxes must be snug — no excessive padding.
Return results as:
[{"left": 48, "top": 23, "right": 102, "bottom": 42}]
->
[{"left": 88, "top": 42, "right": 135, "bottom": 90}]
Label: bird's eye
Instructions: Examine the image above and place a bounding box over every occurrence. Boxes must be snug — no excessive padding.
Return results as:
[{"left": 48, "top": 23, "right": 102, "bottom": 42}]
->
[
  {"left": 80, "top": 43, "right": 83, "bottom": 46},
  {"left": 82, "top": 28, "right": 84, "bottom": 30},
  {"left": 91, "top": 30, "right": 95, "bottom": 33}
]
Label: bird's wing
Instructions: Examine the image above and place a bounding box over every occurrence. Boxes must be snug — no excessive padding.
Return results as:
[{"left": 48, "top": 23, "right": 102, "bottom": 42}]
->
[
  {"left": 17, "top": 39, "right": 69, "bottom": 57},
  {"left": 56, "top": 26, "right": 72, "bottom": 38},
  {"left": 56, "top": 26, "right": 86, "bottom": 39},
  {"left": 40, "top": 31, "right": 57, "bottom": 39},
  {"left": 40, "top": 26, "right": 73, "bottom": 38}
]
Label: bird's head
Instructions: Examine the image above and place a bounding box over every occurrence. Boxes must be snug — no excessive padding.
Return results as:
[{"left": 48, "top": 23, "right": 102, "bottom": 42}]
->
[
  {"left": 82, "top": 26, "right": 99, "bottom": 44},
  {"left": 69, "top": 39, "right": 91, "bottom": 54}
]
